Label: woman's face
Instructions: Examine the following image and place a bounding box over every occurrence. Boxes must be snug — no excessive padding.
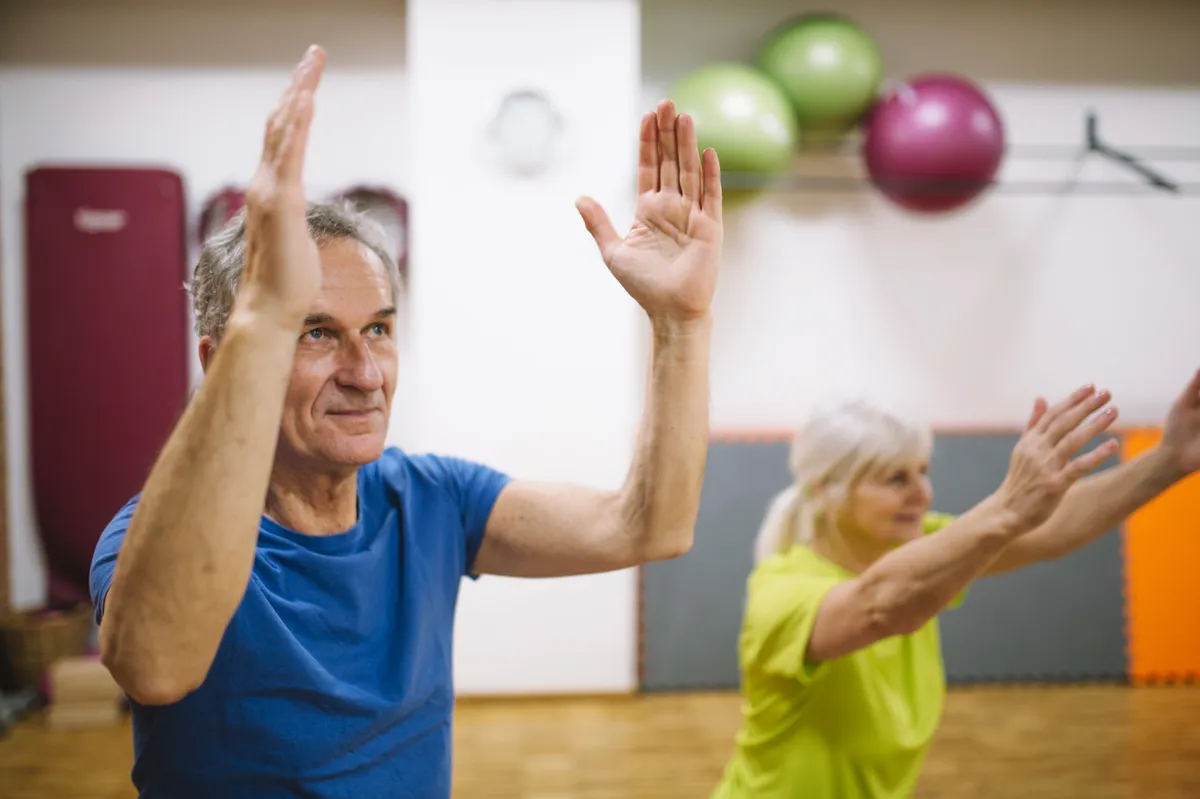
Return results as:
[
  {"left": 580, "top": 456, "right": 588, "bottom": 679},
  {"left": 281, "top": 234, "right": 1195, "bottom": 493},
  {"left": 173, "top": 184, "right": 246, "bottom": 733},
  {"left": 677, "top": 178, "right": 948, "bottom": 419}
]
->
[{"left": 840, "top": 460, "right": 934, "bottom": 548}]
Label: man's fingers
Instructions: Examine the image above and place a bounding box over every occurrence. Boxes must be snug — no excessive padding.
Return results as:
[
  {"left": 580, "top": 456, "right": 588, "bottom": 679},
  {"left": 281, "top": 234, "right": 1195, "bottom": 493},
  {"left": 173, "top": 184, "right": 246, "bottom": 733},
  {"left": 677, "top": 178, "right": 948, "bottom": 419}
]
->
[
  {"left": 262, "top": 49, "right": 310, "bottom": 160},
  {"left": 1063, "top": 438, "right": 1121, "bottom": 483},
  {"left": 656, "top": 99, "right": 680, "bottom": 194},
  {"left": 636, "top": 112, "right": 659, "bottom": 196},
  {"left": 701, "top": 147, "right": 722, "bottom": 220},
  {"left": 276, "top": 90, "right": 317, "bottom": 183},
  {"left": 262, "top": 98, "right": 293, "bottom": 165},
  {"left": 262, "top": 45, "right": 326, "bottom": 170},
  {"left": 576, "top": 196, "right": 621, "bottom": 265},
  {"left": 677, "top": 114, "right": 702, "bottom": 202}
]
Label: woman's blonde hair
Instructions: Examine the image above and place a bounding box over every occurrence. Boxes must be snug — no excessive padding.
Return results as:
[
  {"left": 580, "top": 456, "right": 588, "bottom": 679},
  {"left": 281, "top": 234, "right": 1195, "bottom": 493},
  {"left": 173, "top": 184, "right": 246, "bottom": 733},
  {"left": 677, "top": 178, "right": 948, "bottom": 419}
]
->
[{"left": 753, "top": 398, "right": 933, "bottom": 564}]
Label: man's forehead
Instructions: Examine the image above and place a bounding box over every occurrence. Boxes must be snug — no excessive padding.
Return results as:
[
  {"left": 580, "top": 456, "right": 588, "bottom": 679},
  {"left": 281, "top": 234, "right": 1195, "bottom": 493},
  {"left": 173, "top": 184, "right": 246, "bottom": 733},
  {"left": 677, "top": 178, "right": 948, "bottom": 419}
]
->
[
  {"left": 319, "top": 237, "right": 390, "bottom": 282},
  {"left": 303, "top": 302, "right": 396, "bottom": 327},
  {"left": 306, "top": 237, "right": 396, "bottom": 322}
]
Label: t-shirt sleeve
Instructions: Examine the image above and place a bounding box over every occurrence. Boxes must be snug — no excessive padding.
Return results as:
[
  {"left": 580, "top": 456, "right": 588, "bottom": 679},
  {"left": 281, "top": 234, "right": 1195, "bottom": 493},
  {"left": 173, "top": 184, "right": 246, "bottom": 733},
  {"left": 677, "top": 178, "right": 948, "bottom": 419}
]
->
[
  {"left": 740, "top": 569, "right": 843, "bottom": 686},
  {"left": 90, "top": 497, "right": 140, "bottom": 626},
  {"left": 923, "top": 511, "right": 967, "bottom": 610},
  {"left": 433, "top": 456, "right": 513, "bottom": 578}
]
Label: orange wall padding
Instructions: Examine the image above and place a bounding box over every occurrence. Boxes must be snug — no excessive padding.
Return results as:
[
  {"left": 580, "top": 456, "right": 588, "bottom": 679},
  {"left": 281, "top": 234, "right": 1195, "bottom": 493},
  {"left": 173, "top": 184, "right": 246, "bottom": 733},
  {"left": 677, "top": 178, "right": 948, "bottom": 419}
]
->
[{"left": 1123, "top": 428, "right": 1200, "bottom": 683}]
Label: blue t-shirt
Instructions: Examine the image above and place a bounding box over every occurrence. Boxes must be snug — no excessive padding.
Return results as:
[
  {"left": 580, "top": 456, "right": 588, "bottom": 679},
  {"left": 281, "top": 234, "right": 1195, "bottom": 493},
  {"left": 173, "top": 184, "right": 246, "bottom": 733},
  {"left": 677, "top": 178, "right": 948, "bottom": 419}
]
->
[{"left": 89, "top": 447, "right": 511, "bottom": 799}]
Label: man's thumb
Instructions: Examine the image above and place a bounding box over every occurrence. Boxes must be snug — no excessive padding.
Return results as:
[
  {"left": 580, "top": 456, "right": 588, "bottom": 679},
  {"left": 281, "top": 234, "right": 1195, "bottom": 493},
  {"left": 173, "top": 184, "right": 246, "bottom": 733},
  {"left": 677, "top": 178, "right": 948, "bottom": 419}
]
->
[{"left": 575, "top": 196, "right": 620, "bottom": 263}]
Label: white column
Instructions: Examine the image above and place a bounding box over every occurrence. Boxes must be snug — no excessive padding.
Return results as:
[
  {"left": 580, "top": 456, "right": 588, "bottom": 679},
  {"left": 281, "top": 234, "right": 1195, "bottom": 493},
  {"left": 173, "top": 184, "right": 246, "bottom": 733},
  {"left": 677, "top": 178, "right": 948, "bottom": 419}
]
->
[{"left": 403, "top": 0, "right": 643, "bottom": 694}]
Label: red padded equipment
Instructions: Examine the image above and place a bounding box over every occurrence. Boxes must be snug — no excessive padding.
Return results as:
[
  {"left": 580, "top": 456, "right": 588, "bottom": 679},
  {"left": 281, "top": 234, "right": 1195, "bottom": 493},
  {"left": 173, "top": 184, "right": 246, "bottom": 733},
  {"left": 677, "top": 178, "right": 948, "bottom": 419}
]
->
[{"left": 24, "top": 166, "right": 190, "bottom": 607}]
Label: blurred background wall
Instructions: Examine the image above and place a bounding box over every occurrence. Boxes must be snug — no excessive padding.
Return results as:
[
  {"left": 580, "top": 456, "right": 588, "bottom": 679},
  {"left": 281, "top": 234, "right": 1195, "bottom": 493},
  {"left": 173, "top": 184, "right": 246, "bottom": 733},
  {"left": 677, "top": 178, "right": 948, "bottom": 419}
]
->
[{"left": 2, "top": 0, "right": 1198, "bottom": 697}]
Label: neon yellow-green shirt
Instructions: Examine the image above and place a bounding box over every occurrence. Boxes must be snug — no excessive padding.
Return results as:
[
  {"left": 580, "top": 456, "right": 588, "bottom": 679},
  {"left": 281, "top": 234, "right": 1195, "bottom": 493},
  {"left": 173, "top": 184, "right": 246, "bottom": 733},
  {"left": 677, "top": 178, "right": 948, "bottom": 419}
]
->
[{"left": 712, "top": 513, "right": 960, "bottom": 799}]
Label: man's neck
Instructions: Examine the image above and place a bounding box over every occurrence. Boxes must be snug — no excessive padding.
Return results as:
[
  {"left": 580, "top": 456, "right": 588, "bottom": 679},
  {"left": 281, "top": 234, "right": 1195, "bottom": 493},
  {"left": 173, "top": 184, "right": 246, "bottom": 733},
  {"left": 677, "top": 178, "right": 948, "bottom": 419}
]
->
[{"left": 264, "top": 462, "right": 360, "bottom": 536}]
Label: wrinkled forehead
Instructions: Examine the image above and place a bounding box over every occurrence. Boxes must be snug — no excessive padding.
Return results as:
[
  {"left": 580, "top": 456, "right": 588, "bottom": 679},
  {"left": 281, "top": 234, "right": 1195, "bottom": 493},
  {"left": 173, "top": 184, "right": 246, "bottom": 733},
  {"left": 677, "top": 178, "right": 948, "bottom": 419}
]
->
[
  {"left": 310, "top": 238, "right": 396, "bottom": 319},
  {"left": 319, "top": 236, "right": 390, "bottom": 280}
]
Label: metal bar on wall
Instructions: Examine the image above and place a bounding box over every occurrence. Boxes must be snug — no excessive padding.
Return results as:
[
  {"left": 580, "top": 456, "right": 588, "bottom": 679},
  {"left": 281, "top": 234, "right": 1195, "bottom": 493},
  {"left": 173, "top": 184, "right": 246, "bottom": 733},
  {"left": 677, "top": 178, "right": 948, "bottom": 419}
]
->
[{"left": 719, "top": 112, "right": 1200, "bottom": 196}]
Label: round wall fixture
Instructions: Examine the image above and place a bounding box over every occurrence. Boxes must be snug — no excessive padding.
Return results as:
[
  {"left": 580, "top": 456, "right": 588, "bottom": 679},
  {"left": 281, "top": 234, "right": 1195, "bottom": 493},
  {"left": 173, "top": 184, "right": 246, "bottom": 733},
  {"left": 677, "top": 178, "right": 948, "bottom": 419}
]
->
[{"left": 488, "top": 89, "right": 564, "bottom": 176}]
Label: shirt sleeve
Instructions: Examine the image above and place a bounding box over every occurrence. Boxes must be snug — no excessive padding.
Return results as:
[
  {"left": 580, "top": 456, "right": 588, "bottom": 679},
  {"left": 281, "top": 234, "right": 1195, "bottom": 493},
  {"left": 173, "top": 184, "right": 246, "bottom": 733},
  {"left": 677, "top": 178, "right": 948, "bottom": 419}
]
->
[
  {"left": 90, "top": 497, "right": 140, "bottom": 625},
  {"left": 739, "top": 569, "right": 843, "bottom": 686},
  {"left": 428, "top": 455, "right": 512, "bottom": 578}
]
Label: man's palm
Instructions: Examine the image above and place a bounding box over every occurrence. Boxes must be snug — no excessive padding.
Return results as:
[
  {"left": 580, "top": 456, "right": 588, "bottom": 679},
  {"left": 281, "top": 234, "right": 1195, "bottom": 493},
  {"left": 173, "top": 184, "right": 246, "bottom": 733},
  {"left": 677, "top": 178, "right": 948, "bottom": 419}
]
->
[{"left": 577, "top": 101, "right": 723, "bottom": 323}]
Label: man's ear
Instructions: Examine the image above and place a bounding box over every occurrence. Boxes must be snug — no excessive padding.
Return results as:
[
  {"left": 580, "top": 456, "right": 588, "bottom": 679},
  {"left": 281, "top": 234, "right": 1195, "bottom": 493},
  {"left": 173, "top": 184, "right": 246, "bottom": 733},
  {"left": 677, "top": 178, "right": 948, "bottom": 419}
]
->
[{"left": 198, "top": 335, "right": 215, "bottom": 374}]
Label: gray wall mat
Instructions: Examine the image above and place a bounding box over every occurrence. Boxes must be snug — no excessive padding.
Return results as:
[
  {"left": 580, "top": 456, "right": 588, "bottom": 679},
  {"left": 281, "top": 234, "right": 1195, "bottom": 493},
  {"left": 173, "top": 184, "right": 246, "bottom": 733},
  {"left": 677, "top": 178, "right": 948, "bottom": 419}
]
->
[
  {"left": 640, "top": 434, "right": 1128, "bottom": 693},
  {"left": 641, "top": 439, "right": 790, "bottom": 691},
  {"left": 934, "top": 433, "right": 1128, "bottom": 683}
]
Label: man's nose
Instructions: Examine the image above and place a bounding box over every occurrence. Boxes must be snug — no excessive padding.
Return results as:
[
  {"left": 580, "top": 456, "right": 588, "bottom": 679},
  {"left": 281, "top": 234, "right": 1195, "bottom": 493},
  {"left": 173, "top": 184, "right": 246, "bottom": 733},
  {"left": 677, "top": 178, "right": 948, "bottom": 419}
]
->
[{"left": 336, "top": 336, "right": 384, "bottom": 392}]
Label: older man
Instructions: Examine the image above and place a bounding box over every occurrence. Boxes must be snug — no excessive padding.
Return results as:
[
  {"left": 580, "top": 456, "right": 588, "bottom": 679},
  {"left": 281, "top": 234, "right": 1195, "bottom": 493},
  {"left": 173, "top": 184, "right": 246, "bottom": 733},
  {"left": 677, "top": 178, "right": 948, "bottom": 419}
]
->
[{"left": 90, "top": 45, "right": 722, "bottom": 798}]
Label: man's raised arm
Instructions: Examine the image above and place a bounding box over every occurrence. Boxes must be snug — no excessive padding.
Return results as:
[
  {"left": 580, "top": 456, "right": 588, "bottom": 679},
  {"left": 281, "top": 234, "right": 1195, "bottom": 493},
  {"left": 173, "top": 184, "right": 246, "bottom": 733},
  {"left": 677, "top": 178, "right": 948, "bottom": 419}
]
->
[
  {"left": 472, "top": 101, "right": 722, "bottom": 578},
  {"left": 98, "top": 46, "right": 328, "bottom": 705}
]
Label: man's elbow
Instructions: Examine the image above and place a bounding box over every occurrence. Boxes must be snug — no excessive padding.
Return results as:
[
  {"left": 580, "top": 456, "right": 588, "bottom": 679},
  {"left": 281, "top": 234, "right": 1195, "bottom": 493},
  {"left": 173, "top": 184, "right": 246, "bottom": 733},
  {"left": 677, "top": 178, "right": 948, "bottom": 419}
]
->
[
  {"left": 118, "top": 672, "right": 195, "bottom": 707},
  {"left": 99, "top": 625, "right": 202, "bottom": 706},
  {"left": 639, "top": 525, "right": 695, "bottom": 562},
  {"left": 102, "top": 657, "right": 196, "bottom": 706}
]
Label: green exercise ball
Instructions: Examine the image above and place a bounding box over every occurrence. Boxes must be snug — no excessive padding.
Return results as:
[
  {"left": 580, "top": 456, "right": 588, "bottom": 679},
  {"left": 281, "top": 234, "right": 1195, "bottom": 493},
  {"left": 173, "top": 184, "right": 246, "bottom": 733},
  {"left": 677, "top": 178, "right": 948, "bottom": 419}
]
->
[
  {"left": 669, "top": 62, "right": 798, "bottom": 176},
  {"left": 756, "top": 14, "right": 883, "bottom": 136}
]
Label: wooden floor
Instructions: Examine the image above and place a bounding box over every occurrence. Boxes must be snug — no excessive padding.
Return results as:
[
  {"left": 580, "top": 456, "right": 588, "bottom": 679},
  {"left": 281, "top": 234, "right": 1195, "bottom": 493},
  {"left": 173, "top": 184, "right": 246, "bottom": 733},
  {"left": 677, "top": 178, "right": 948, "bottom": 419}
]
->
[{"left": 2, "top": 685, "right": 1199, "bottom": 798}]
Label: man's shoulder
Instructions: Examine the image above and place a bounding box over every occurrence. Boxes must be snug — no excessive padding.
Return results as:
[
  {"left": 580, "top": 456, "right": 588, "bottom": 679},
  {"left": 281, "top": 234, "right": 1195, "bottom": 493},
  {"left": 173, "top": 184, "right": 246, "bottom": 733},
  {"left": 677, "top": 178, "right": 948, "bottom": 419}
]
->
[
  {"left": 365, "top": 447, "right": 464, "bottom": 491},
  {"left": 367, "top": 447, "right": 504, "bottom": 491},
  {"left": 97, "top": 494, "right": 142, "bottom": 540}
]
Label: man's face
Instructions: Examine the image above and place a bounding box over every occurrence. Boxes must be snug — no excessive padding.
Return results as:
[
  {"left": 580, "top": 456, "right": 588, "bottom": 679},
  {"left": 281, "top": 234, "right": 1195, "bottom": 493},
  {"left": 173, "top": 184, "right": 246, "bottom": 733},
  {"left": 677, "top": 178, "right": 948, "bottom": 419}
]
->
[
  {"left": 201, "top": 236, "right": 399, "bottom": 471},
  {"left": 282, "top": 236, "right": 398, "bottom": 469}
]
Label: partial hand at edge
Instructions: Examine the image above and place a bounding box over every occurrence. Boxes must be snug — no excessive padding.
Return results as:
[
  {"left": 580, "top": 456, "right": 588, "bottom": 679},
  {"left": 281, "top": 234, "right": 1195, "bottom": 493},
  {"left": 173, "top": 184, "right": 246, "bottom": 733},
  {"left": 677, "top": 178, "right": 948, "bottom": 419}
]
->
[{"left": 1159, "top": 368, "right": 1200, "bottom": 481}]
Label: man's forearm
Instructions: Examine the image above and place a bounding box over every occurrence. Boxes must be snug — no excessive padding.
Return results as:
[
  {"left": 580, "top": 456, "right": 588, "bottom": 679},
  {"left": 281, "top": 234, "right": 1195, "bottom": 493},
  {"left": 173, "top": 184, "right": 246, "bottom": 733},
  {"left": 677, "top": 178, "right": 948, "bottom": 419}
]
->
[
  {"left": 100, "top": 307, "right": 299, "bottom": 703},
  {"left": 988, "top": 445, "right": 1181, "bottom": 573},
  {"left": 616, "top": 314, "right": 711, "bottom": 560}
]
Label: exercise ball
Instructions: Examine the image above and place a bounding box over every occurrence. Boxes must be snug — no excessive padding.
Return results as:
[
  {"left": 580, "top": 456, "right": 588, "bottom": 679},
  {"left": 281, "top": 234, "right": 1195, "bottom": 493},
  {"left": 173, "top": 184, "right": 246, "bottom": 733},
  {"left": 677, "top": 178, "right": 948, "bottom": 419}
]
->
[
  {"left": 862, "top": 74, "right": 1006, "bottom": 213},
  {"left": 669, "top": 63, "right": 798, "bottom": 176},
  {"left": 756, "top": 14, "right": 883, "bottom": 137}
]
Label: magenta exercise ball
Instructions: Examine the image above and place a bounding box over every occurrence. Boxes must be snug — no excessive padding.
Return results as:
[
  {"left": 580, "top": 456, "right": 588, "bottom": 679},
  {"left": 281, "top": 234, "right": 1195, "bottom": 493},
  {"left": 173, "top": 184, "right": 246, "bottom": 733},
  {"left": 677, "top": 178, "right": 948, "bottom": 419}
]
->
[{"left": 862, "top": 74, "right": 1006, "bottom": 213}]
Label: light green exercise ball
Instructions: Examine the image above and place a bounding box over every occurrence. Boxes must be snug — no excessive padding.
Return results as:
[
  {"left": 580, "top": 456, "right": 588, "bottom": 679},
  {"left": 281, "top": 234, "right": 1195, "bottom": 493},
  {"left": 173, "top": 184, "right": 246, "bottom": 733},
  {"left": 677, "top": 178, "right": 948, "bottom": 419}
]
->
[
  {"left": 669, "top": 62, "right": 798, "bottom": 176},
  {"left": 756, "top": 14, "right": 884, "bottom": 136}
]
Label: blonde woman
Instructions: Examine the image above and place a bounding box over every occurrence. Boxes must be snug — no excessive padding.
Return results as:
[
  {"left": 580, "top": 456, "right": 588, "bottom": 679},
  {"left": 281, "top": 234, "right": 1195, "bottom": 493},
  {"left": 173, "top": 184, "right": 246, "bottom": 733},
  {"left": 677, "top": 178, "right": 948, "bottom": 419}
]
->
[{"left": 713, "top": 374, "right": 1200, "bottom": 799}]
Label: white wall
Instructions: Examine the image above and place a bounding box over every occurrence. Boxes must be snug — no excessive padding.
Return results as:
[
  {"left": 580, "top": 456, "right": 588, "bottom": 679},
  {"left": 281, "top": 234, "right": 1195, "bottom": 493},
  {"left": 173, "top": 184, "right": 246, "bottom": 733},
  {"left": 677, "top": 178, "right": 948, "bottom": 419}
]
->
[
  {"left": 406, "top": 0, "right": 642, "bottom": 695},
  {"left": 642, "top": 0, "right": 1200, "bottom": 431}
]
